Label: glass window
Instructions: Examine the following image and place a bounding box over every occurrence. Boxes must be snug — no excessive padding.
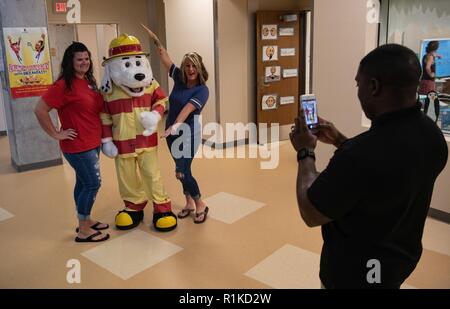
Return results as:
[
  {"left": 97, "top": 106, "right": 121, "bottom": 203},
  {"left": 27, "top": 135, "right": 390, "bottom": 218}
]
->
[{"left": 379, "top": 0, "right": 450, "bottom": 135}]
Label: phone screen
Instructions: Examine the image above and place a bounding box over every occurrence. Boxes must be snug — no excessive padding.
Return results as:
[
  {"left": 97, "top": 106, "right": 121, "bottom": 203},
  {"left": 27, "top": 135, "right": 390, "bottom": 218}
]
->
[{"left": 300, "top": 95, "right": 318, "bottom": 129}]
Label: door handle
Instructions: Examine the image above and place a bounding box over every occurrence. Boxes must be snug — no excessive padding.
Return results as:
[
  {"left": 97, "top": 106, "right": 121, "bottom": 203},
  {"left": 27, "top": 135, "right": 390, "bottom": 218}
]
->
[{"left": 259, "top": 79, "right": 270, "bottom": 89}]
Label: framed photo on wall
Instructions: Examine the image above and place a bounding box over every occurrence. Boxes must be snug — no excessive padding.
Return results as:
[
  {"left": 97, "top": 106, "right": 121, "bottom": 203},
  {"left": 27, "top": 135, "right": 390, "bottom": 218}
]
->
[
  {"left": 262, "top": 45, "right": 278, "bottom": 61},
  {"left": 264, "top": 66, "right": 281, "bottom": 82},
  {"left": 261, "top": 24, "right": 277, "bottom": 40},
  {"left": 262, "top": 94, "right": 278, "bottom": 110}
]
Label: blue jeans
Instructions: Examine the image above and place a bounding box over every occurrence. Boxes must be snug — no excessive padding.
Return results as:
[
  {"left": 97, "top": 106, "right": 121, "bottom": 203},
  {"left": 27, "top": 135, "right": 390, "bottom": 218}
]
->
[
  {"left": 166, "top": 133, "right": 201, "bottom": 199},
  {"left": 63, "top": 147, "right": 101, "bottom": 220}
]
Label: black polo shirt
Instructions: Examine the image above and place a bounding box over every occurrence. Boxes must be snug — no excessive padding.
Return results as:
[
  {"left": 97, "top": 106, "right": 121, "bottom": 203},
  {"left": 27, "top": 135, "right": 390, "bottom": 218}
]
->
[{"left": 308, "top": 104, "right": 448, "bottom": 288}]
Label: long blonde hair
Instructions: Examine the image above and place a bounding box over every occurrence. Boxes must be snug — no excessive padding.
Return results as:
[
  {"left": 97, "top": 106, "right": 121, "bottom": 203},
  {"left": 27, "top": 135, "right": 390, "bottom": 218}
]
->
[{"left": 180, "top": 52, "right": 208, "bottom": 85}]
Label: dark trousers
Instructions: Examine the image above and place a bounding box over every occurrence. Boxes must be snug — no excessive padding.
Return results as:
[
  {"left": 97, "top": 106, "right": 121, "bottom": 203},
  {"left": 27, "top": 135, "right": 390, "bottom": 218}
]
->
[{"left": 166, "top": 133, "right": 201, "bottom": 199}]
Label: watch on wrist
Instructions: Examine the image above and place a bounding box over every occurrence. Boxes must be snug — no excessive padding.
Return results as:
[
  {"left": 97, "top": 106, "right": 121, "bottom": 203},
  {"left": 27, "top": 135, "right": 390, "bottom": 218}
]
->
[{"left": 297, "top": 148, "right": 316, "bottom": 161}]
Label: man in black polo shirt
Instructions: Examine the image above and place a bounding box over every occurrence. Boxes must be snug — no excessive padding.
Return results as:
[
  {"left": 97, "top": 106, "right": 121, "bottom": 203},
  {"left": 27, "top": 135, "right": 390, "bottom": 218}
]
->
[{"left": 289, "top": 44, "right": 448, "bottom": 288}]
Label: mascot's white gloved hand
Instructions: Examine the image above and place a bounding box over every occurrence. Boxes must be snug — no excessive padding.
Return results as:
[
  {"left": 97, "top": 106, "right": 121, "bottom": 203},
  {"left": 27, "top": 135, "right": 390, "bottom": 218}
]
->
[
  {"left": 140, "top": 110, "right": 161, "bottom": 136},
  {"left": 101, "top": 137, "right": 118, "bottom": 158}
]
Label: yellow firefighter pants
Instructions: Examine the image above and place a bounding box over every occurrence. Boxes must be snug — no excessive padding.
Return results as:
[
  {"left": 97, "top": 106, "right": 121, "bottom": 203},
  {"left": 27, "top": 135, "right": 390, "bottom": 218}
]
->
[{"left": 114, "top": 148, "right": 170, "bottom": 211}]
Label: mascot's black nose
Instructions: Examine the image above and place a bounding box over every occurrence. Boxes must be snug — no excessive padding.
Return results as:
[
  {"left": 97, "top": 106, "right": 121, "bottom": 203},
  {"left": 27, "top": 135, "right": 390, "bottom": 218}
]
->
[{"left": 134, "top": 73, "right": 145, "bottom": 81}]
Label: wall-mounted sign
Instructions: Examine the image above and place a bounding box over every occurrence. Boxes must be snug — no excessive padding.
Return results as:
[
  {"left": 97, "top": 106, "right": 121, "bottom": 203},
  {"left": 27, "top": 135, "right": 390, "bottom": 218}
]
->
[
  {"left": 283, "top": 68, "right": 298, "bottom": 78},
  {"left": 263, "top": 46, "right": 278, "bottom": 61},
  {"left": 280, "top": 48, "right": 296, "bottom": 57},
  {"left": 281, "top": 14, "right": 297, "bottom": 22},
  {"left": 53, "top": 1, "right": 68, "bottom": 13},
  {"left": 261, "top": 24, "right": 277, "bottom": 40},
  {"left": 262, "top": 94, "right": 278, "bottom": 110},
  {"left": 280, "top": 96, "right": 295, "bottom": 105},
  {"left": 265, "top": 66, "right": 281, "bottom": 82},
  {"left": 279, "top": 27, "right": 294, "bottom": 36},
  {"left": 3, "top": 27, "right": 53, "bottom": 99}
]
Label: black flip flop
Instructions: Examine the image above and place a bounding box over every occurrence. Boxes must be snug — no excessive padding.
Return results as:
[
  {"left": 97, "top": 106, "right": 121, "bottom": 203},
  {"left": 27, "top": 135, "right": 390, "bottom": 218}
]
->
[
  {"left": 177, "top": 208, "right": 195, "bottom": 219},
  {"left": 194, "top": 206, "right": 209, "bottom": 224},
  {"left": 76, "top": 222, "right": 109, "bottom": 233},
  {"left": 75, "top": 231, "right": 110, "bottom": 243}
]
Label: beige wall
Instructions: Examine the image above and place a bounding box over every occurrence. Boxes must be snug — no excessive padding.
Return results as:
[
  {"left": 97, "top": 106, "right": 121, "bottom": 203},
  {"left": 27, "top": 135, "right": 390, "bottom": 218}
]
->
[
  {"left": 313, "top": 0, "right": 450, "bottom": 215},
  {"left": 312, "top": 0, "right": 367, "bottom": 170},
  {"left": 46, "top": 0, "right": 149, "bottom": 39},
  {"left": 147, "top": 0, "right": 168, "bottom": 91},
  {"left": 217, "top": 0, "right": 249, "bottom": 128},
  {"left": 164, "top": 0, "right": 216, "bottom": 126}
]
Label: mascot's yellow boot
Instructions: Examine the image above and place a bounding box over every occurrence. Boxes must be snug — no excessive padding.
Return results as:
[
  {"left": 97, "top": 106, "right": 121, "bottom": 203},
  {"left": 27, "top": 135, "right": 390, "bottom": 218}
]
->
[
  {"left": 115, "top": 210, "right": 144, "bottom": 230},
  {"left": 153, "top": 212, "right": 177, "bottom": 232}
]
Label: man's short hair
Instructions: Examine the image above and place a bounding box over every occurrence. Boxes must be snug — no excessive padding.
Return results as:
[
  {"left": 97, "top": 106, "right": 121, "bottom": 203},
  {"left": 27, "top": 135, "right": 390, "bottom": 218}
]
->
[{"left": 359, "top": 44, "right": 421, "bottom": 89}]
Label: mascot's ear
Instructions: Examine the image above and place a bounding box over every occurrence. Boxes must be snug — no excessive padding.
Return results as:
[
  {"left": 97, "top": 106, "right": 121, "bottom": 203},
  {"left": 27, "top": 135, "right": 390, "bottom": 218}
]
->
[{"left": 100, "top": 64, "right": 112, "bottom": 94}]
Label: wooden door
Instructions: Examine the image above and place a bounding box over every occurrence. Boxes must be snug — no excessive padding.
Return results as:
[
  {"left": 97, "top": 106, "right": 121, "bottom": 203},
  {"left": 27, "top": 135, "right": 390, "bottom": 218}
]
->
[{"left": 256, "top": 11, "right": 301, "bottom": 130}]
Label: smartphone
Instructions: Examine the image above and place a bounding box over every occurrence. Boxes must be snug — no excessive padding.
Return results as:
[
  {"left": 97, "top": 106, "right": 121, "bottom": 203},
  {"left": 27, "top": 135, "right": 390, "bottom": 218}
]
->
[{"left": 300, "top": 94, "right": 319, "bottom": 129}]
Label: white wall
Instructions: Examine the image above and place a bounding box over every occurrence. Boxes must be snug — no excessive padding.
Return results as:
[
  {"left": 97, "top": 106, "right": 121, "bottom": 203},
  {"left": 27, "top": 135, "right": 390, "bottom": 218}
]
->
[{"left": 164, "top": 0, "right": 216, "bottom": 125}]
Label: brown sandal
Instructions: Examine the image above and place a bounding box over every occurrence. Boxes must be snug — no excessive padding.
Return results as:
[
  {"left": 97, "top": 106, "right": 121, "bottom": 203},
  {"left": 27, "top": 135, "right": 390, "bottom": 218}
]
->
[
  {"left": 177, "top": 208, "right": 195, "bottom": 219},
  {"left": 75, "top": 221, "right": 109, "bottom": 233},
  {"left": 75, "top": 231, "right": 110, "bottom": 243},
  {"left": 194, "top": 206, "right": 209, "bottom": 224}
]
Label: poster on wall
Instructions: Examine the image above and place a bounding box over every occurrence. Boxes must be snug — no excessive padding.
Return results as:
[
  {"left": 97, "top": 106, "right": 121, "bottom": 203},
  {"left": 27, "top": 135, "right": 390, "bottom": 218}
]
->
[
  {"left": 261, "top": 24, "right": 277, "bottom": 40},
  {"left": 3, "top": 27, "right": 53, "bottom": 99},
  {"left": 262, "top": 94, "right": 278, "bottom": 110},
  {"left": 262, "top": 46, "right": 278, "bottom": 61},
  {"left": 264, "top": 66, "right": 281, "bottom": 82}
]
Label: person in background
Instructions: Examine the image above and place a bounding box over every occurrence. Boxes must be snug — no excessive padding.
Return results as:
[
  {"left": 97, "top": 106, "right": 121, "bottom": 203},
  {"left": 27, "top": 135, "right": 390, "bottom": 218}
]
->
[
  {"left": 290, "top": 44, "right": 447, "bottom": 288},
  {"left": 419, "top": 40, "right": 441, "bottom": 96},
  {"left": 34, "top": 42, "right": 109, "bottom": 242},
  {"left": 419, "top": 40, "right": 442, "bottom": 122}
]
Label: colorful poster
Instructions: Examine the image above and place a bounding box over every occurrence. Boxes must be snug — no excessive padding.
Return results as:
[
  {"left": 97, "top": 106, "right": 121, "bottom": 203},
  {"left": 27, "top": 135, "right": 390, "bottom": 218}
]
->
[{"left": 3, "top": 27, "right": 53, "bottom": 99}]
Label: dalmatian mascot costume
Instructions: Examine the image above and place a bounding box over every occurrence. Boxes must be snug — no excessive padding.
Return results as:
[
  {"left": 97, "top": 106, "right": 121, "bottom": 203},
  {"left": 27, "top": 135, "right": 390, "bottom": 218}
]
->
[{"left": 100, "top": 34, "right": 177, "bottom": 232}]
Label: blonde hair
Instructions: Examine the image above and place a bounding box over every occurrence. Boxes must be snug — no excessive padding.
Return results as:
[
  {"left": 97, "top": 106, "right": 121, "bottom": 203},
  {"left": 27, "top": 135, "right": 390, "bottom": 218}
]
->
[{"left": 180, "top": 52, "right": 208, "bottom": 85}]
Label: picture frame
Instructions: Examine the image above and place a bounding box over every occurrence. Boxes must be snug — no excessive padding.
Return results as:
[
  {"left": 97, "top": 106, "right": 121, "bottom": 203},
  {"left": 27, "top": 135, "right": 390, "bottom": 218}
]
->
[
  {"left": 262, "top": 45, "right": 278, "bottom": 61},
  {"left": 261, "top": 24, "right": 277, "bottom": 40},
  {"left": 262, "top": 94, "right": 278, "bottom": 110},
  {"left": 264, "top": 66, "right": 281, "bottom": 83}
]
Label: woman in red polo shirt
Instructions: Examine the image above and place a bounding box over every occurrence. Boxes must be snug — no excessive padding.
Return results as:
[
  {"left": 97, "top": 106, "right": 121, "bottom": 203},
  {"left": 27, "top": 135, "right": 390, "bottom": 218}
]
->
[{"left": 34, "top": 42, "right": 109, "bottom": 242}]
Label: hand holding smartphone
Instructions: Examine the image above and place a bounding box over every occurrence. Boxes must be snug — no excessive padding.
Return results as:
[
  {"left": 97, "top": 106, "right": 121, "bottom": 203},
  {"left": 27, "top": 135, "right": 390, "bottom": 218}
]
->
[{"left": 300, "top": 94, "right": 318, "bottom": 130}]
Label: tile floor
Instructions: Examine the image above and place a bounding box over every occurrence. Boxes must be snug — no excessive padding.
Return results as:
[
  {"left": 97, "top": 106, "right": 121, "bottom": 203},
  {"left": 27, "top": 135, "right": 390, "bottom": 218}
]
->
[{"left": 0, "top": 134, "right": 449, "bottom": 288}]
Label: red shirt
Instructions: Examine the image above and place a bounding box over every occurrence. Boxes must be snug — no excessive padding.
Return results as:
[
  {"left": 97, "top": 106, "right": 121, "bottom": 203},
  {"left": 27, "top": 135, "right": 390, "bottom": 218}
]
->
[{"left": 42, "top": 78, "right": 103, "bottom": 153}]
